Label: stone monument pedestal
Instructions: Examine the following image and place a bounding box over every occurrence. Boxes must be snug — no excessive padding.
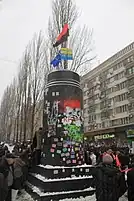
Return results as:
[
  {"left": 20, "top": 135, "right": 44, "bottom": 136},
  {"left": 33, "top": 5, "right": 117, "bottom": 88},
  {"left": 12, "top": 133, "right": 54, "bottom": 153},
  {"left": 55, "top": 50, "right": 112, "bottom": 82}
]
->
[
  {"left": 42, "top": 70, "right": 84, "bottom": 166},
  {"left": 27, "top": 70, "right": 95, "bottom": 200}
]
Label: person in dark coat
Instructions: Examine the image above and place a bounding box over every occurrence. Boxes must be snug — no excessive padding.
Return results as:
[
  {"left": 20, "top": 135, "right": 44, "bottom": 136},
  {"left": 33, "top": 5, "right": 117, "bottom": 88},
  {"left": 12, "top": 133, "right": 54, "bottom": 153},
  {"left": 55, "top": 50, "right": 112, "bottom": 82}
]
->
[
  {"left": 127, "top": 157, "right": 134, "bottom": 201},
  {"left": 0, "top": 153, "right": 15, "bottom": 201},
  {"left": 32, "top": 127, "right": 43, "bottom": 165},
  {"left": 92, "top": 154, "right": 125, "bottom": 201}
]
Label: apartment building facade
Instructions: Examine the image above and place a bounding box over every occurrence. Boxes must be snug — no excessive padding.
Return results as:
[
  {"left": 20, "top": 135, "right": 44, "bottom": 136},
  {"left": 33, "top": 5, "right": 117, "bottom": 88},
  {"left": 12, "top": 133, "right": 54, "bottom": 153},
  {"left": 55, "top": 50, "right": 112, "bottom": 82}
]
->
[{"left": 82, "top": 42, "right": 134, "bottom": 142}]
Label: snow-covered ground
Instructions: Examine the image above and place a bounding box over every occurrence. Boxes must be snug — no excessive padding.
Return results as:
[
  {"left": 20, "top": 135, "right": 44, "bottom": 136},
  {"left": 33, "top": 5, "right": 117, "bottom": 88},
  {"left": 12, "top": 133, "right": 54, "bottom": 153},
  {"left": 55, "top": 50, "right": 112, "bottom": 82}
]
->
[
  {"left": 16, "top": 190, "right": 34, "bottom": 201},
  {"left": 16, "top": 190, "right": 127, "bottom": 201}
]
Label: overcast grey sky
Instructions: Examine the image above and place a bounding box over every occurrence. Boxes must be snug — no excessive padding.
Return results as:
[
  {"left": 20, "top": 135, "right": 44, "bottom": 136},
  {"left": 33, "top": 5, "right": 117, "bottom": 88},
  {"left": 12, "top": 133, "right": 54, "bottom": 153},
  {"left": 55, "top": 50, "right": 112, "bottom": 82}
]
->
[{"left": 0, "top": 0, "right": 134, "bottom": 99}]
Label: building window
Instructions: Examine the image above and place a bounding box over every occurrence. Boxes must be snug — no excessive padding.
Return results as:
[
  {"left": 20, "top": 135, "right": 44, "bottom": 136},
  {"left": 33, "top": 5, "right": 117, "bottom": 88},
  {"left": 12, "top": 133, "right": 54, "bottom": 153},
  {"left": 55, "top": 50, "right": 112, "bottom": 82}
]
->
[
  {"left": 127, "top": 66, "right": 134, "bottom": 75},
  {"left": 117, "top": 93, "right": 127, "bottom": 102},
  {"left": 115, "top": 105, "right": 128, "bottom": 114},
  {"left": 113, "top": 62, "right": 123, "bottom": 71},
  {"left": 116, "top": 81, "right": 126, "bottom": 90},
  {"left": 127, "top": 56, "right": 134, "bottom": 63},
  {"left": 84, "top": 91, "right": 89, "bottom": 96},
  {"left": 112, "top": 117, "right": 130, "bottom": 126},
  {"left": 114, "top": 71, "right": 124, "bottom": 81},
  {"left": 120, "top": 117, "right": 129, "bottom": 125}
]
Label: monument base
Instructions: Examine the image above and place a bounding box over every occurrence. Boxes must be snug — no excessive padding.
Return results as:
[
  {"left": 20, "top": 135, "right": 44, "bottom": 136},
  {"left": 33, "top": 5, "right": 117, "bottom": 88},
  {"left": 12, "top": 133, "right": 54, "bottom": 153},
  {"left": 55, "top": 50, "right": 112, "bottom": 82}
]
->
[{"left": 26, "top": 164, "right": 95, "bottom": 201}]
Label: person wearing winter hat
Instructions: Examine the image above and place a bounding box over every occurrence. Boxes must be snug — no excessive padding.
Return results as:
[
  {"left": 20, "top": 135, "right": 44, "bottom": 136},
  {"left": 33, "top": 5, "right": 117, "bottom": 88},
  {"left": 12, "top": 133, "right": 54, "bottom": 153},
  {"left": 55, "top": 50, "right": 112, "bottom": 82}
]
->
[
  {"left": 92, "top": 153, "right": 126, "bottom": 201},
  {"left": 102, "top": 154, "right": 113, "bottom": 164}
]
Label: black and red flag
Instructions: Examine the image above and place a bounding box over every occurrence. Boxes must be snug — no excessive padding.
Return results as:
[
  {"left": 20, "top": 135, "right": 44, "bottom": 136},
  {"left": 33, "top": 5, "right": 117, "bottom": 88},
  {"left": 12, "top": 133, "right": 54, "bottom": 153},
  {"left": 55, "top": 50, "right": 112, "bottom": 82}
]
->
[{"left": 53, "top": 24, "right": 69, "bottom": 47}]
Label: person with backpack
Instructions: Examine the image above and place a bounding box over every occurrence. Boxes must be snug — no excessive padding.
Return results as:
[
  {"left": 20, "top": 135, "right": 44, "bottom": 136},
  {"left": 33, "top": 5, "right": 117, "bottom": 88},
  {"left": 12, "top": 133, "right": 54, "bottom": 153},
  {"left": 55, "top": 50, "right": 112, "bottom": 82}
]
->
[{"left": 92, "top": 154, "right": 126, "bottom": 201}]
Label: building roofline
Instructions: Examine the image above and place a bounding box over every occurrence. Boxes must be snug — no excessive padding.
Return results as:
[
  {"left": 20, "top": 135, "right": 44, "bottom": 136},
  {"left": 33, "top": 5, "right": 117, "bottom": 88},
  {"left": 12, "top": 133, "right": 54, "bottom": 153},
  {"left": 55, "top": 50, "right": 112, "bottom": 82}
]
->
[{"left": 82, "top": 41, "right": 134, "bottom": 80}]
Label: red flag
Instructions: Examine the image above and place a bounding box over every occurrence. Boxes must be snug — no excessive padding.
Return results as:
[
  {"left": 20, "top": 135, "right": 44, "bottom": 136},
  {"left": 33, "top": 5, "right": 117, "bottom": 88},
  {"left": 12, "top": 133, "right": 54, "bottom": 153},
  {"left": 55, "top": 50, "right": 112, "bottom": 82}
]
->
[{"left": 53, "top": 24, "right": 69, "bottom": 47}]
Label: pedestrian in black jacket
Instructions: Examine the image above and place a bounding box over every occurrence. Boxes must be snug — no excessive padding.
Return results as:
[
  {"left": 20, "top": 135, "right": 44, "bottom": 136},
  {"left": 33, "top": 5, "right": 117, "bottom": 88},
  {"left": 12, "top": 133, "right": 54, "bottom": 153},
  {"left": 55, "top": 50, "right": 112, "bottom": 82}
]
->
[
  {"left": 127, "top": 157, "right": 134, "bottom": 201},
  {"left": 0, "top": 153, "right": 16, "bottom": 201},
  {"left": 92, "top": 154, "right": 125, "bottom": 201}
]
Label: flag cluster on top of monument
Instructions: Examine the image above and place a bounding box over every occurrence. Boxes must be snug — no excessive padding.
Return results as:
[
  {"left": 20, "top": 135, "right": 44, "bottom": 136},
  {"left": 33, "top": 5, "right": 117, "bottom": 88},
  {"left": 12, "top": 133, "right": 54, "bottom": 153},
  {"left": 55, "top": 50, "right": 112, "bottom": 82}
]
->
[{"left": 51, "top": 23, "right": 73, "bottom": 68}]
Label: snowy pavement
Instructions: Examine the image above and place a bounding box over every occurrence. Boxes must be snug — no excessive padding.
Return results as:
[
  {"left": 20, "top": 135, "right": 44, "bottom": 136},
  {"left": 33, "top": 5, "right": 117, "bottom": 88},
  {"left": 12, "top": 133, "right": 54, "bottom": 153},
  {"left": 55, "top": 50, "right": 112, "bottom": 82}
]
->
[
  {"left": 16, "top": 190, "right": 127, "bottom": 201},
  {"left": 16, "top": 190, "right": 34, "bottom": 201}
]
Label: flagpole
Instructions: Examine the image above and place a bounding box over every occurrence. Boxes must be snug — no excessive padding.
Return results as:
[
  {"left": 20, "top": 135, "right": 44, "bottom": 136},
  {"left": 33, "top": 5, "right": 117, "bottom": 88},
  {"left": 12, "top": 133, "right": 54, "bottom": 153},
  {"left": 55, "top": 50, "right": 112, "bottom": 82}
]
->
[{"left": 64, "top": 40, "right": 68, "bottom": 70}]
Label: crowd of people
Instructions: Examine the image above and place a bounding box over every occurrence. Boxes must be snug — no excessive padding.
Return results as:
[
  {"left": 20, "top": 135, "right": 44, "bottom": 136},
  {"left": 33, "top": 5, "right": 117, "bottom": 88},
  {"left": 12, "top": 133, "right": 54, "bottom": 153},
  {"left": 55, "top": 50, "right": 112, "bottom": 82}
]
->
[
  {"left": 84, "top": 141, "right": 134, "bottom": 201},
  {"left": 0, "top": 133, "right": 134, "bottom": 201},
  {"left": 0, "top": 142, "right": 32, "bottom": 201},
  {"left": 0, "top": 128, "right": 42, "bottom": 201}
]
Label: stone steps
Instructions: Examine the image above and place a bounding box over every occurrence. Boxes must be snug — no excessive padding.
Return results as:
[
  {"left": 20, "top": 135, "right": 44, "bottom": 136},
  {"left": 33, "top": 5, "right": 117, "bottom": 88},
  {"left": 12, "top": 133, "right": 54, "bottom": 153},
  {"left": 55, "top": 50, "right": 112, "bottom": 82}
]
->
[
  {"left": 26, "top": 164, "right": 95, "bottom": 200},
  {"left": 26, "top": 182, "right": 95, "bottom": 201},
  {"left": 30, "top": 164, "right": 93, "bottom": 179}
]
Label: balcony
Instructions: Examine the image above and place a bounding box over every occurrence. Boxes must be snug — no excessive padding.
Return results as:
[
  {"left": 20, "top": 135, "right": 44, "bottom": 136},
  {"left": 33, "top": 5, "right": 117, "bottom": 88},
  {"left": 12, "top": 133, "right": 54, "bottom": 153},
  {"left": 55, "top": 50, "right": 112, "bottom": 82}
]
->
[
  {"left": 125, "top": 72, "right": 134, "bottom": 79},
  {"left": 128, "top": 103, "right": 134, "bottom": 112},
  {"left": 127, "top": 90, "right": 134, "bottom": 100},
  {"left": 127, "top": 80, "right": 134, "bottom": 90}
]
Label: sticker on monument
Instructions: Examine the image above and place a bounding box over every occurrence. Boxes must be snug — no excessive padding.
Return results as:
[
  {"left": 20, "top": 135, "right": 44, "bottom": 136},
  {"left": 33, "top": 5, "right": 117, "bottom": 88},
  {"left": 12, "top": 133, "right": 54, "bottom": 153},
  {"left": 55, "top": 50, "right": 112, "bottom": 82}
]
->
[
  {"left": 72, "top": 160, "right": 76, "bottom": 164},
  {"left": 54, "top": 138, "right": 58, "bottom": 142},
  {"left": 63, "top": 144, "right": 68, "bottom": 148},
  {"left": 66, "top": 160, "right": 71, "bottom": 164},
  {"left": 57, "top": 150, "right": 61, "bottom": 154},
  {"left": 63, "top": 148, "right": 68, "bottom": 152},
  {"left": 72, "top": 141, "right": 75, "bottom": 145},
  {"left": 57, "top": 142, "right": 62, "bottom": 147},
  {"left": 61, "top": 153, "right": 65, "bottom": 157},
  {"left": 57, "top": 124, "right": 62, "bottom": 128},
  {"left": 52, "top": 154, "right": 55, "bottom": 158},
  {"left": 71, "top": 151, "right": 75, "bottom": 155},
  {"left": 54, "top": 170, "right": 58, "bottom": 174},
  {"left": 66, "top": 152, "right": 70, "bottom": 157},
  {"left": 66, "top": 141, "right": 72, "bottom": 145},
  {"left": 78, "top": 161, "right": 82, "bottom": 165},
  {"left": 63, "top": 130, "right": 68, "bottom": 135},
  {"left": 52, "top": 144, "right": 56, "bottom": 148},
  {"left": 63, "top": 158, "right": 66, "bottom": 161},
  {"left": 75, "top": 147, "right": 79, "bottom": 151},
  {"left": 50, "top": 149, "right": 55, "bottom": 153},
  {"left": 71, "top": 155, "right": 75, "bottom": 159},
  {"left": 85, "top": 169, "right": 89, "bottom": 173},
  {"left": 71, "top": 148, "right": 74, "bottom": 152}
]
